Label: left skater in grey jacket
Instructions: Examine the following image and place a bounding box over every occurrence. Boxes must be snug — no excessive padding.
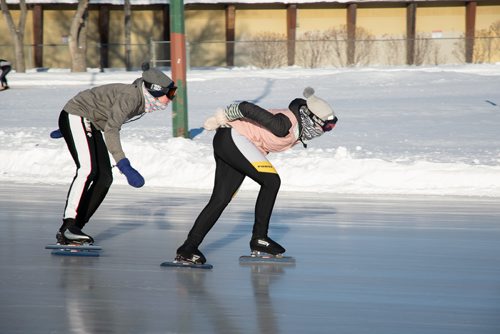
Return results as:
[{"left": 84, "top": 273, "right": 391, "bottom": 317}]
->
[{"left": 56, "top": 66, "right": 177, "bottom": 245}]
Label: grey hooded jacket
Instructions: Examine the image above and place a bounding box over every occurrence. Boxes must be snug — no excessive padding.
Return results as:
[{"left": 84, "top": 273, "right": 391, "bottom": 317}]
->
[{"left": 63, "top": 78, "right": 145, "bottom": 163}]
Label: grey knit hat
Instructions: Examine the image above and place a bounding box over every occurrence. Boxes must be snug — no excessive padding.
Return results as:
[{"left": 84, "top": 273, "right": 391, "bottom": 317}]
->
[
  {"left": 142, "top": 68, "right": 174, "bottom": 97},
  {"left": 303, "top": 87, "right": 335, "bottom": 120}
]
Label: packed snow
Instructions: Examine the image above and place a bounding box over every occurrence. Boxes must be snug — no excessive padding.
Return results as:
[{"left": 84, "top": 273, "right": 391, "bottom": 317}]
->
[{"left": 1, "top": 64, "right": 500, "bottom": 197}]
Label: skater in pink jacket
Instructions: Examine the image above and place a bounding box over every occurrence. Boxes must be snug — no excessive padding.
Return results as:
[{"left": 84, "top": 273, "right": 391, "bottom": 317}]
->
[{"left": 175, "top": 87, "right": 338, "bottom": 265}]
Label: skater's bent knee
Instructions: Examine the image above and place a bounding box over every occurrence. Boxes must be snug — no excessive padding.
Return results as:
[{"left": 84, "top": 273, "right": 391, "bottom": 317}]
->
[
  {"left": 263, "top": 173, "right": 281, "bottom": 191},
  {"left": 100, "top": 173, "right": 113, "bottom": 188}
]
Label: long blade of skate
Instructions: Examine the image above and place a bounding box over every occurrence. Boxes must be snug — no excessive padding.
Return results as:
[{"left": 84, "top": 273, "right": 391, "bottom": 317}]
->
[
  {"left": 45, "top": 244, "right": 101, "bottom": 257},
  {"left": 160, "top": 260, "right": 213, "bottom": 270},
  {"left": 45, "top": 244, "right": 102, "bottom": 251},
  {"left": 239, "top": 253, "right": 295, "bottom": 264}
]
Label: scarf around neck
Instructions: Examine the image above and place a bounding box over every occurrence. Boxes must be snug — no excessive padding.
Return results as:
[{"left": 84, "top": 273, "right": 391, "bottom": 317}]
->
[{"left": 299, "top": 106, "right": 323, "bottom": 143}]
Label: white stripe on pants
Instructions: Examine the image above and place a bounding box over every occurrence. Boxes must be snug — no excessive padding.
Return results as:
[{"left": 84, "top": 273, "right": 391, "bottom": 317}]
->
[{"left": 64, "top": 114, "right": 93, "bottom": 219}]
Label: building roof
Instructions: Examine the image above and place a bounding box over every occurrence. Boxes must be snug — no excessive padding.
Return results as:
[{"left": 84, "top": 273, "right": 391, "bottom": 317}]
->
[{"left": 3, "top": 0, "right": 468, "bottom": 4}]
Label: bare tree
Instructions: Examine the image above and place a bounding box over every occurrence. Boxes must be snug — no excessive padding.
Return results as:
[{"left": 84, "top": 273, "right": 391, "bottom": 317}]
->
[
  {"left": 296, "top": 30, "right": 332, "bottom": 68},
  {"left": 0, "top": 0, "right": 27, "bottom": 72},
  {"left": 474, "top": 20, "right": 500, "bottom": 63},
  {"left": 430, "top": 44, "right": 444, "bottom": 65},
  {"left": 69, "top": 0, "right": 89, "bottom": 72},
  {"left": 382, "top": 34, "right": 405, "bottom": 66},
  {"left": 414, "top": 33, "right": 431, "bottom": 65},
  {"left": 324, "top": 26, "right": 375, "bottom": 67},
  {"left": 351, "top": 27, "right": 376, "bottom": 66},
  {"left": 452, "top": 37, "right": 466, "bottom": 64},
  {"left": 245, "top": 32, "right": 287, "bottom": 69}
]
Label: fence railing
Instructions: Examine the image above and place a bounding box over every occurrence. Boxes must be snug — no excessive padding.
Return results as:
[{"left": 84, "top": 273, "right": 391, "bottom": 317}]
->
[
  {"left": 1, "top": 36, "right": 499, "bottom": 71},
  {"left": 153, "top": 36, "right": 500, "bottom": 68}
]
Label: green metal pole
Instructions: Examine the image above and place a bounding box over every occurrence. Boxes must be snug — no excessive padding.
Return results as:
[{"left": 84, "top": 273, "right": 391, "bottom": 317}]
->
[{"left": 170, "top": 0, "right": 188, "bottom": 138}]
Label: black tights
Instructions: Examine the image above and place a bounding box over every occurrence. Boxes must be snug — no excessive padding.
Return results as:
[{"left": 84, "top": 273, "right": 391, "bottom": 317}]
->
[
  {"left": 0, "top": 65, "right": 10, "bottom": 87},
  {"left": 186, "top": 128, "right": 281, "bottom": 247}
]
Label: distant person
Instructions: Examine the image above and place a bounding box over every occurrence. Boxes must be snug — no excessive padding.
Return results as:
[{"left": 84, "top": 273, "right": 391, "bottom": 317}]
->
[
  {"left": 174, "top": 87, "right": 338, "bottom": 265},
  {"left": 55, "top": 65, "right": 177, "bottom": 246},
  {"left": 0, "top": 59, "right": 12, "bottom": 90}
]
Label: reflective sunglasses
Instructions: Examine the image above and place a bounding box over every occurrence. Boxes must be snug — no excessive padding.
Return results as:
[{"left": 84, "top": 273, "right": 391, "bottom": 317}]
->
[
  {"left": 319, "top": 115, "right": 338, "bottom": 132},
  {"left": 304, "top": 106, "right": 338, "bottom": 132}
]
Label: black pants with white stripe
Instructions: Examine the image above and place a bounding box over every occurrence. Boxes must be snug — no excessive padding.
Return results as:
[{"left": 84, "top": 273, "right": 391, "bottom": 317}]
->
[
  {"left": 0, "top": 65, "right": 10, "bottom": 87},
  {"left": 58, "top": 110, "right": 113, "bottom": 228},
  {"left": 186, "top": 127, "right": 281, "bottom": 247}
]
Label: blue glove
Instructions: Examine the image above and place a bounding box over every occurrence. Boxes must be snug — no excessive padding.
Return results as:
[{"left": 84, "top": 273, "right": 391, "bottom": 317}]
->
[
  {"left": 50, "top": 129, "right": 63, "bottom": 139},
  {"left": 116, "top": 158, "right": 145, "bottom": 188}
]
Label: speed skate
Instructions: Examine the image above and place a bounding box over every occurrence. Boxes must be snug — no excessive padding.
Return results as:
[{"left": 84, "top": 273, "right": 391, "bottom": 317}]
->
[
  {"left": 239, "top": 251, "right": 295, "bottom": 264},
  {"left": 45, "top": 244, "right": 102, "bottom": 257},
  {"left": 160, "top": 256, "right": 213, "bottom": 269}
]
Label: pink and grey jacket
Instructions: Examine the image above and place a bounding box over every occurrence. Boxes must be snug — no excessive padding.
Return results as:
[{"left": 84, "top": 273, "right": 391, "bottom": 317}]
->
[{"left": 226, "top": 99, "right": 307, "bottom": 155}]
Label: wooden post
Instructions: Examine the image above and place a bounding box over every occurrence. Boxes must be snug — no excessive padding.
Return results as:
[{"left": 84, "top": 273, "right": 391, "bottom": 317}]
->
[
  {"left": 124, "top": 0, "right": 132, "bottom": 71},
  {"left": 225, "top": 5, "right": 235, "bottom": 67},
  {"left": 406, "top": 2, "right": 417, "bottom": 65},
  {"left": 32, "top": 4, "right": 43, "bottom": 68},
  {"left": 163, "top": 6, "right": 170, "bottom": 42},
  {"left": 160, "top": 5, "right": 172, "bottom": 66},
  {"left": 465, "top": 1, "right": 477, "bottom": 63},
  {"left": 170, "top": 0, "right": 189, "bottom": 138},
  {"left": 287, "top": 4, "right": 297, "bottom": 66},
  {"left": 346, "top": 3, "right": 357, "bottom": 66},
  {"left": 98, "top": 5, "right": 110, "bottom": 71},
  {"left": 162, "top": 5, "right": 171, "bottom": 66}
]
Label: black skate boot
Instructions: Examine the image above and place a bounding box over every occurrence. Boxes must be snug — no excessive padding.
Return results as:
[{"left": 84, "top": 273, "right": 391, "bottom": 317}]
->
[
  {"left": 250, "top": 236, "right": 286, "bottom": 256},
  {"left": 176, "top": 242, "right": 206, "bottom": 265},
  {"left": 60, "top": 218, "right": 94, "bottom": 245},
  {"left": 56, "top": 219, "right": 71, "bottom": 245},
  {"left": 56, "top": 231, "right": 68, "bottom": 245}
]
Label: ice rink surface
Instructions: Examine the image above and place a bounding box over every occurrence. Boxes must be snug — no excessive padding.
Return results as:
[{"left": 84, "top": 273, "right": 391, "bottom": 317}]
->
[{"left": 1, "top": 183, "right": 499, "bottom": 334}]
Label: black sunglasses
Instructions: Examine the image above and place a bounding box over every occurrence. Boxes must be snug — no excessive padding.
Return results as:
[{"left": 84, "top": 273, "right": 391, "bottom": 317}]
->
[{"left": 148, "top": 82, "right": 177, "bottom": 100}]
